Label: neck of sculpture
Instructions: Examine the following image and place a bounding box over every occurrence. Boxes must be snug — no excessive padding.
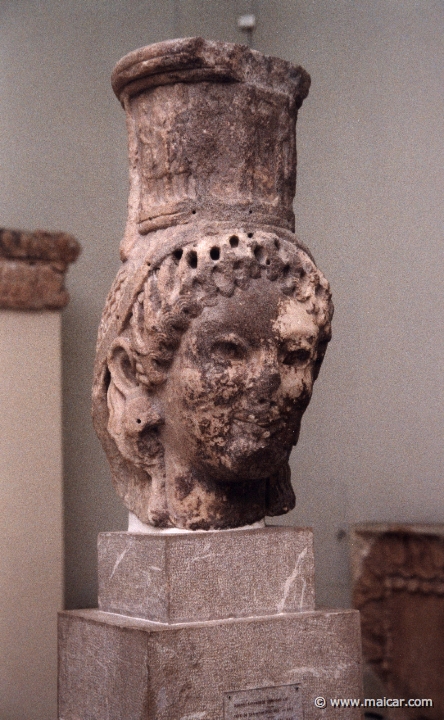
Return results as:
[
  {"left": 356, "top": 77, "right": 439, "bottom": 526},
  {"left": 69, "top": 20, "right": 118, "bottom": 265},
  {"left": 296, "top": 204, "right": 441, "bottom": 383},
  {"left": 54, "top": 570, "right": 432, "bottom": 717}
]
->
[{"left": 164, "top": 464, "right": 267, "bottom": 530}]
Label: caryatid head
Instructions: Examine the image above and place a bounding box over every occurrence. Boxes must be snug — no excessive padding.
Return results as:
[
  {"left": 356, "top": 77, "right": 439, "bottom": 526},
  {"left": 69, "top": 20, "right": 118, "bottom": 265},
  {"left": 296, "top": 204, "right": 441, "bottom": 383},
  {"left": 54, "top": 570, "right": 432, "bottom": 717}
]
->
[{"left": 92, "top": 39, "right": 333, "bottom": 530}]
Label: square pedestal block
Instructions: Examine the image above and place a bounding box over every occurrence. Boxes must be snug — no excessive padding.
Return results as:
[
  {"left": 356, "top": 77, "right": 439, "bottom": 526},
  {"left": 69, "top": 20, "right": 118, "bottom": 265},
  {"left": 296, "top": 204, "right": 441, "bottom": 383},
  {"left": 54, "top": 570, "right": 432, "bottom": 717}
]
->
[
  {"left": 58, "top": 607, "right": 363, "bottom": 720},
  {"left": 98, "top": 527, "right": 315, "bottom": 623}
]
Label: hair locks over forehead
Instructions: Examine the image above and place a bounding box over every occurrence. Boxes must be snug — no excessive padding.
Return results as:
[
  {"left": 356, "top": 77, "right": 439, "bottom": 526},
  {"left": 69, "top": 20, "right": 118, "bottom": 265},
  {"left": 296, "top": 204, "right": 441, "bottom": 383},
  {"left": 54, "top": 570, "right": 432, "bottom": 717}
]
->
[{"left": 124, "top": 229, "right": 333, "bottom": 388}]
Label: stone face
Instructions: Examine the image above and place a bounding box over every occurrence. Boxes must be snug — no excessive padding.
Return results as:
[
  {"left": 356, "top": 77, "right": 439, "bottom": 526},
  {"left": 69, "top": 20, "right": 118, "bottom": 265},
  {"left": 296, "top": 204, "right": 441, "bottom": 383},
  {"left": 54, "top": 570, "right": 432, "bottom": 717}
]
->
[
  {"left": 98, "top": 526, "right": 315, "bottom": 623},
  {"left": 351, "top": 523, "right": 444, "bottom": 720},
  {"left": 92, "top": 39, "right": 333, "bottom": 530},
  {"left": 0, "top": 228, "right": 80, "bottom": 310},
  {"left": 58, "top": 607, "right": 363, "bottom": 720}
]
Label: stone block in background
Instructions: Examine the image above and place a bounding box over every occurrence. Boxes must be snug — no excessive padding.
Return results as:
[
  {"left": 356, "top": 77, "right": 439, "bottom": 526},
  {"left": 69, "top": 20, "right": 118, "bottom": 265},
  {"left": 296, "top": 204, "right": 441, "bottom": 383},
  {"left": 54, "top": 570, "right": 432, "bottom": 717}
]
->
[
  {"left": 351, "top": 523, "right": 444, "bottom": 720},
  {"left": 0, "top": 228, "right": 80, "bottom": 309},
  {"left": 98, "top": 526, "right": 315, "bottom": 623}
]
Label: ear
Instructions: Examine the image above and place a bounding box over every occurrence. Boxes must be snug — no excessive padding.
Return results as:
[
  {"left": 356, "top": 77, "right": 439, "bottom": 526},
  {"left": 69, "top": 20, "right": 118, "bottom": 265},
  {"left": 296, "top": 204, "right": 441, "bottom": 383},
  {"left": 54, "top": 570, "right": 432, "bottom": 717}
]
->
[
  {"left": 106, "top": 340, "right": 163, "bottom": 464},
  {"left": 106, "top": 339, "right": 138, "bottom": 441},
  {"left": 107, "top": 339, "right": 138, "bottom": 397}
]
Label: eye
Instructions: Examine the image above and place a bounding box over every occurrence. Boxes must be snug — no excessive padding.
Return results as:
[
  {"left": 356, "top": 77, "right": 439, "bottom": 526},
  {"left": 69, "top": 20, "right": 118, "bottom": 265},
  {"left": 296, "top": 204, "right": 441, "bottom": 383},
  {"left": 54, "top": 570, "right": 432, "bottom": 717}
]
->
[
  {"left": 211, "top": 336, "right": 248, "bottom": 361},
  {"left": 282, "top": 348, "right": 311, "bottom": 366}
]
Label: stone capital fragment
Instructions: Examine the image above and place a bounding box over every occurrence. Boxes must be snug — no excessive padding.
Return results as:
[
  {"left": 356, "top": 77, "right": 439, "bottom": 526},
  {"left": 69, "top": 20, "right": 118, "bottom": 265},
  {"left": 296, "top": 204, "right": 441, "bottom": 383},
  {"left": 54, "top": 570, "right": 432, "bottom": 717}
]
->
[{"left": 0, "top": 228, "right": 80, "bottom": 310}]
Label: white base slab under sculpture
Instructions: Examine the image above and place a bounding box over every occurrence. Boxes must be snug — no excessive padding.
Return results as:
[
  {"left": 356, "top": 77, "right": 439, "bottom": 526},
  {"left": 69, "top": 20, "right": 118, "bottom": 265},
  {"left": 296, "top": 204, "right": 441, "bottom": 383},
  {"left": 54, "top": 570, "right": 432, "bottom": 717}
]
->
[
  {"left": 0, "top": 310, "right": 63, "bottom": 720},
  {"left": 128, "top": 510, "right": 266, "bottom": 533}
]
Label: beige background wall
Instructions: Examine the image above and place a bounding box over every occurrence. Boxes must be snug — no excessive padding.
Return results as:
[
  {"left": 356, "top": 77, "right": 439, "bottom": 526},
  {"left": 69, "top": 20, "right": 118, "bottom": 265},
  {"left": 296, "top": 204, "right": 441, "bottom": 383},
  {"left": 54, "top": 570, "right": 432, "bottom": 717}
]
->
[{"left": 0, "top": 0, "right": 442, "bottom": 629}]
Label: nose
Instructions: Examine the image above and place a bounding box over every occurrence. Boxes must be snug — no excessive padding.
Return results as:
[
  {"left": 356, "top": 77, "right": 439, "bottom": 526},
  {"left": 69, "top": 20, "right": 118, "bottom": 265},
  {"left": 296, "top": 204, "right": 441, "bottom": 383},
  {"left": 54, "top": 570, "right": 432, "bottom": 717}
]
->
[{"left": 252, "top": 354, "right": 281, "bottom": 404}]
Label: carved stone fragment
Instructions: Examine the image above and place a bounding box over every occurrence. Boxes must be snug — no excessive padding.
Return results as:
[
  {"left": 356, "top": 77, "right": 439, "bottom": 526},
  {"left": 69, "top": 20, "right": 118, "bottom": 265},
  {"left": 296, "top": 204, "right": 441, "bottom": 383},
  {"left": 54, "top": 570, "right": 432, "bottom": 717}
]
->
[
  {"left": 0, "top": 228, "right": 80, "bottom": 310},
  {"left": 351, "top": 523, "right": 444, "bottom": 719},
  {"left": 92, "top": 38, "right": 333, "bottom": 530}
]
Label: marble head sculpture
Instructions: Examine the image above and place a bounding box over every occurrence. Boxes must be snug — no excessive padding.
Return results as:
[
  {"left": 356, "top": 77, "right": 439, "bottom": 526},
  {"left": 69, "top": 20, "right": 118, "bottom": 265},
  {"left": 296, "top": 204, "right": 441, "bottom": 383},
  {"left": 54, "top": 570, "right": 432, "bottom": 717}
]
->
[{"left": 92, "top": 38, "right": 333, "bottom": 530}]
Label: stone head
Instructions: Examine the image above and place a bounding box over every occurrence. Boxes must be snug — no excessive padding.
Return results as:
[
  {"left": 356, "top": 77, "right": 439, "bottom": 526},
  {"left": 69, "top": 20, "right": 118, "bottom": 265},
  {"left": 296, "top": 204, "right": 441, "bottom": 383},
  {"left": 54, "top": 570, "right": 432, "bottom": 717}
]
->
[
  {"left": 92, "top": 226, "right": 332, "bottom": 529},
  {"left": 92, "top": 38, "right": 332, "bottom": 530}
]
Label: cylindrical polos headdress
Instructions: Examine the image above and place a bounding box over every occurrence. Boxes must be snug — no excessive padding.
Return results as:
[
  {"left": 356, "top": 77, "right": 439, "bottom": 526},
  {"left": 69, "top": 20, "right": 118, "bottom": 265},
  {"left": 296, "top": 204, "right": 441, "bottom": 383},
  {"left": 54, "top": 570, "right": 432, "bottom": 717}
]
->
[{"left": 112, "top": 37, "right": 310, "bottom": 258}]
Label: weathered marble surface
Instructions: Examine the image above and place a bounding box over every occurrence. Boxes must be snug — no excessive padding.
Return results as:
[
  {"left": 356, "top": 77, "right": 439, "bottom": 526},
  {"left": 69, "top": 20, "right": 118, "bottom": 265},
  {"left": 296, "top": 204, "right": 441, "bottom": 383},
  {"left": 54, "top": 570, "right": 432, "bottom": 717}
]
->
[
  {"left": 58, "top": 607, "right": 363, "bottom": 720},
  {"left": 111, "top": 37, "right": 311, "bottom": 248},
  {"left": 98, "top": 526, "right": 315, "bottom": 622},
  {"left": 0, "top": 228, "right": 80, "bottom": 309},
  {"left": 59, "top": 38, "right": 359, "bottom": 720},
  {"left": 92, "top": 38, "right": 333, "bottom": 530}
]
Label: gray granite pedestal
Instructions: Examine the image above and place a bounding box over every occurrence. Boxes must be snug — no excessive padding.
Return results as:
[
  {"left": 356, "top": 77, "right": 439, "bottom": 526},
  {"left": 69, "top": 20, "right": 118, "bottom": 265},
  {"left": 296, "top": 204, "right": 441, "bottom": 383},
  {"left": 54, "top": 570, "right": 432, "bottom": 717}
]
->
[{"left": 58, "top": 527, "right": 363, "bottom": 719}]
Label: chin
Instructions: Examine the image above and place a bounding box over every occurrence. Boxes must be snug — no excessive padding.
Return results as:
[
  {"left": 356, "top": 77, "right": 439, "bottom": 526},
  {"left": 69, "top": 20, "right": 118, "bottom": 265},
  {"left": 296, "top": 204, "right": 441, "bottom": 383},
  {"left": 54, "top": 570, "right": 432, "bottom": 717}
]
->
[{"left": 203, "top": 440, "right": 291, "bottom": 483}]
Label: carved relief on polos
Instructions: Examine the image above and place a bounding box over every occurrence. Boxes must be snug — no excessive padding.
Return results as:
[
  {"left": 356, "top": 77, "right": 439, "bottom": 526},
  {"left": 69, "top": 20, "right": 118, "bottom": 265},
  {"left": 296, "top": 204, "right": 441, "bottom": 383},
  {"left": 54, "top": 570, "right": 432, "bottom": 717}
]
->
[{"left": 92, "top": 39, "right": 333, "bottom": 530}]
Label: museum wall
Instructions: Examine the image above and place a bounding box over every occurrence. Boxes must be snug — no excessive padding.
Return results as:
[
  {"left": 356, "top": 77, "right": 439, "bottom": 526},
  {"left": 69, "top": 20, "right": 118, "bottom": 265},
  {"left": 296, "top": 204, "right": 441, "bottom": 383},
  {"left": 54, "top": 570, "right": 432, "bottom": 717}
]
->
[
  {"left": 255, "top": 0, "right": 444, "bottom": 607},
  {"left": 0, "top": 0, "right": 442, "bottom": 616}
]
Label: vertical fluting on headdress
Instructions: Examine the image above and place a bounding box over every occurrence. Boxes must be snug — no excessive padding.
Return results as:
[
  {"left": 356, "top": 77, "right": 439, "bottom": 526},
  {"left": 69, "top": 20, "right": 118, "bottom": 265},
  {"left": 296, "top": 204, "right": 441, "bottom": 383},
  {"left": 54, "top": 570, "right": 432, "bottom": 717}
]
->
[{"left": 111, "top": 38, "right": 311, "bottom": 260}]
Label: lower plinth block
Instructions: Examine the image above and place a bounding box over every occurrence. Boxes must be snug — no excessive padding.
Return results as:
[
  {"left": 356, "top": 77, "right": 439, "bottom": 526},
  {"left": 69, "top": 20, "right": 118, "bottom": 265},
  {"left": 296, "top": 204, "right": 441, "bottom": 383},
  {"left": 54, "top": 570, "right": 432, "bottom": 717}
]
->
[{"left": 58, "top": 608, "right": 363, "bottom": 719}]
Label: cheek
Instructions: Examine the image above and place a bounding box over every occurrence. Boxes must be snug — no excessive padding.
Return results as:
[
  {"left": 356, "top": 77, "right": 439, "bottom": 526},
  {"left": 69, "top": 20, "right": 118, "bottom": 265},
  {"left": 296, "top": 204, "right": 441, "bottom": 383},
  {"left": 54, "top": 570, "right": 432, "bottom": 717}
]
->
[
  {"left": 279, "top": 365, "right": 314, "bottom": 406},
  {"left": 174, "top": 363, "right": 249, "bottom": 450},
  {"left": 179, "top": 362, "right": 246, "bottom": 407}
]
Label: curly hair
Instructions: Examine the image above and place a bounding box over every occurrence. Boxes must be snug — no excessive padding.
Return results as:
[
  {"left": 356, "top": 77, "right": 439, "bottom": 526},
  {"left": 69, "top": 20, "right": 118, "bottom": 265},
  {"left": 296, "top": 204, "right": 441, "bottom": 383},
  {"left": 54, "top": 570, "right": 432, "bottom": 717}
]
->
[{"left": 128, "top": 229, "right": 331, "bottom": 386}]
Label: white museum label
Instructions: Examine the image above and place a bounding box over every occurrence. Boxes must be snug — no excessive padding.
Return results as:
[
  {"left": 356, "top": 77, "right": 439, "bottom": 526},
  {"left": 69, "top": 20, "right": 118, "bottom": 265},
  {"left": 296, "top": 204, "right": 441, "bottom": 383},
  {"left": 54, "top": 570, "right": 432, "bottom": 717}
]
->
[{"left": 224, "top": 683, "right": 303, "bottom": 719}]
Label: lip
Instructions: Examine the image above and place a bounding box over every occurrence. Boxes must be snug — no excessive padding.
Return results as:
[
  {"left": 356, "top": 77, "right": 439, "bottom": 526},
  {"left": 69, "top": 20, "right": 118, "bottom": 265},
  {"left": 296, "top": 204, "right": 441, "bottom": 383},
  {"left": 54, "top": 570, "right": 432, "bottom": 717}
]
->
[{"left": 233, "top": 415, "right": 284, "bottom": 432}]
